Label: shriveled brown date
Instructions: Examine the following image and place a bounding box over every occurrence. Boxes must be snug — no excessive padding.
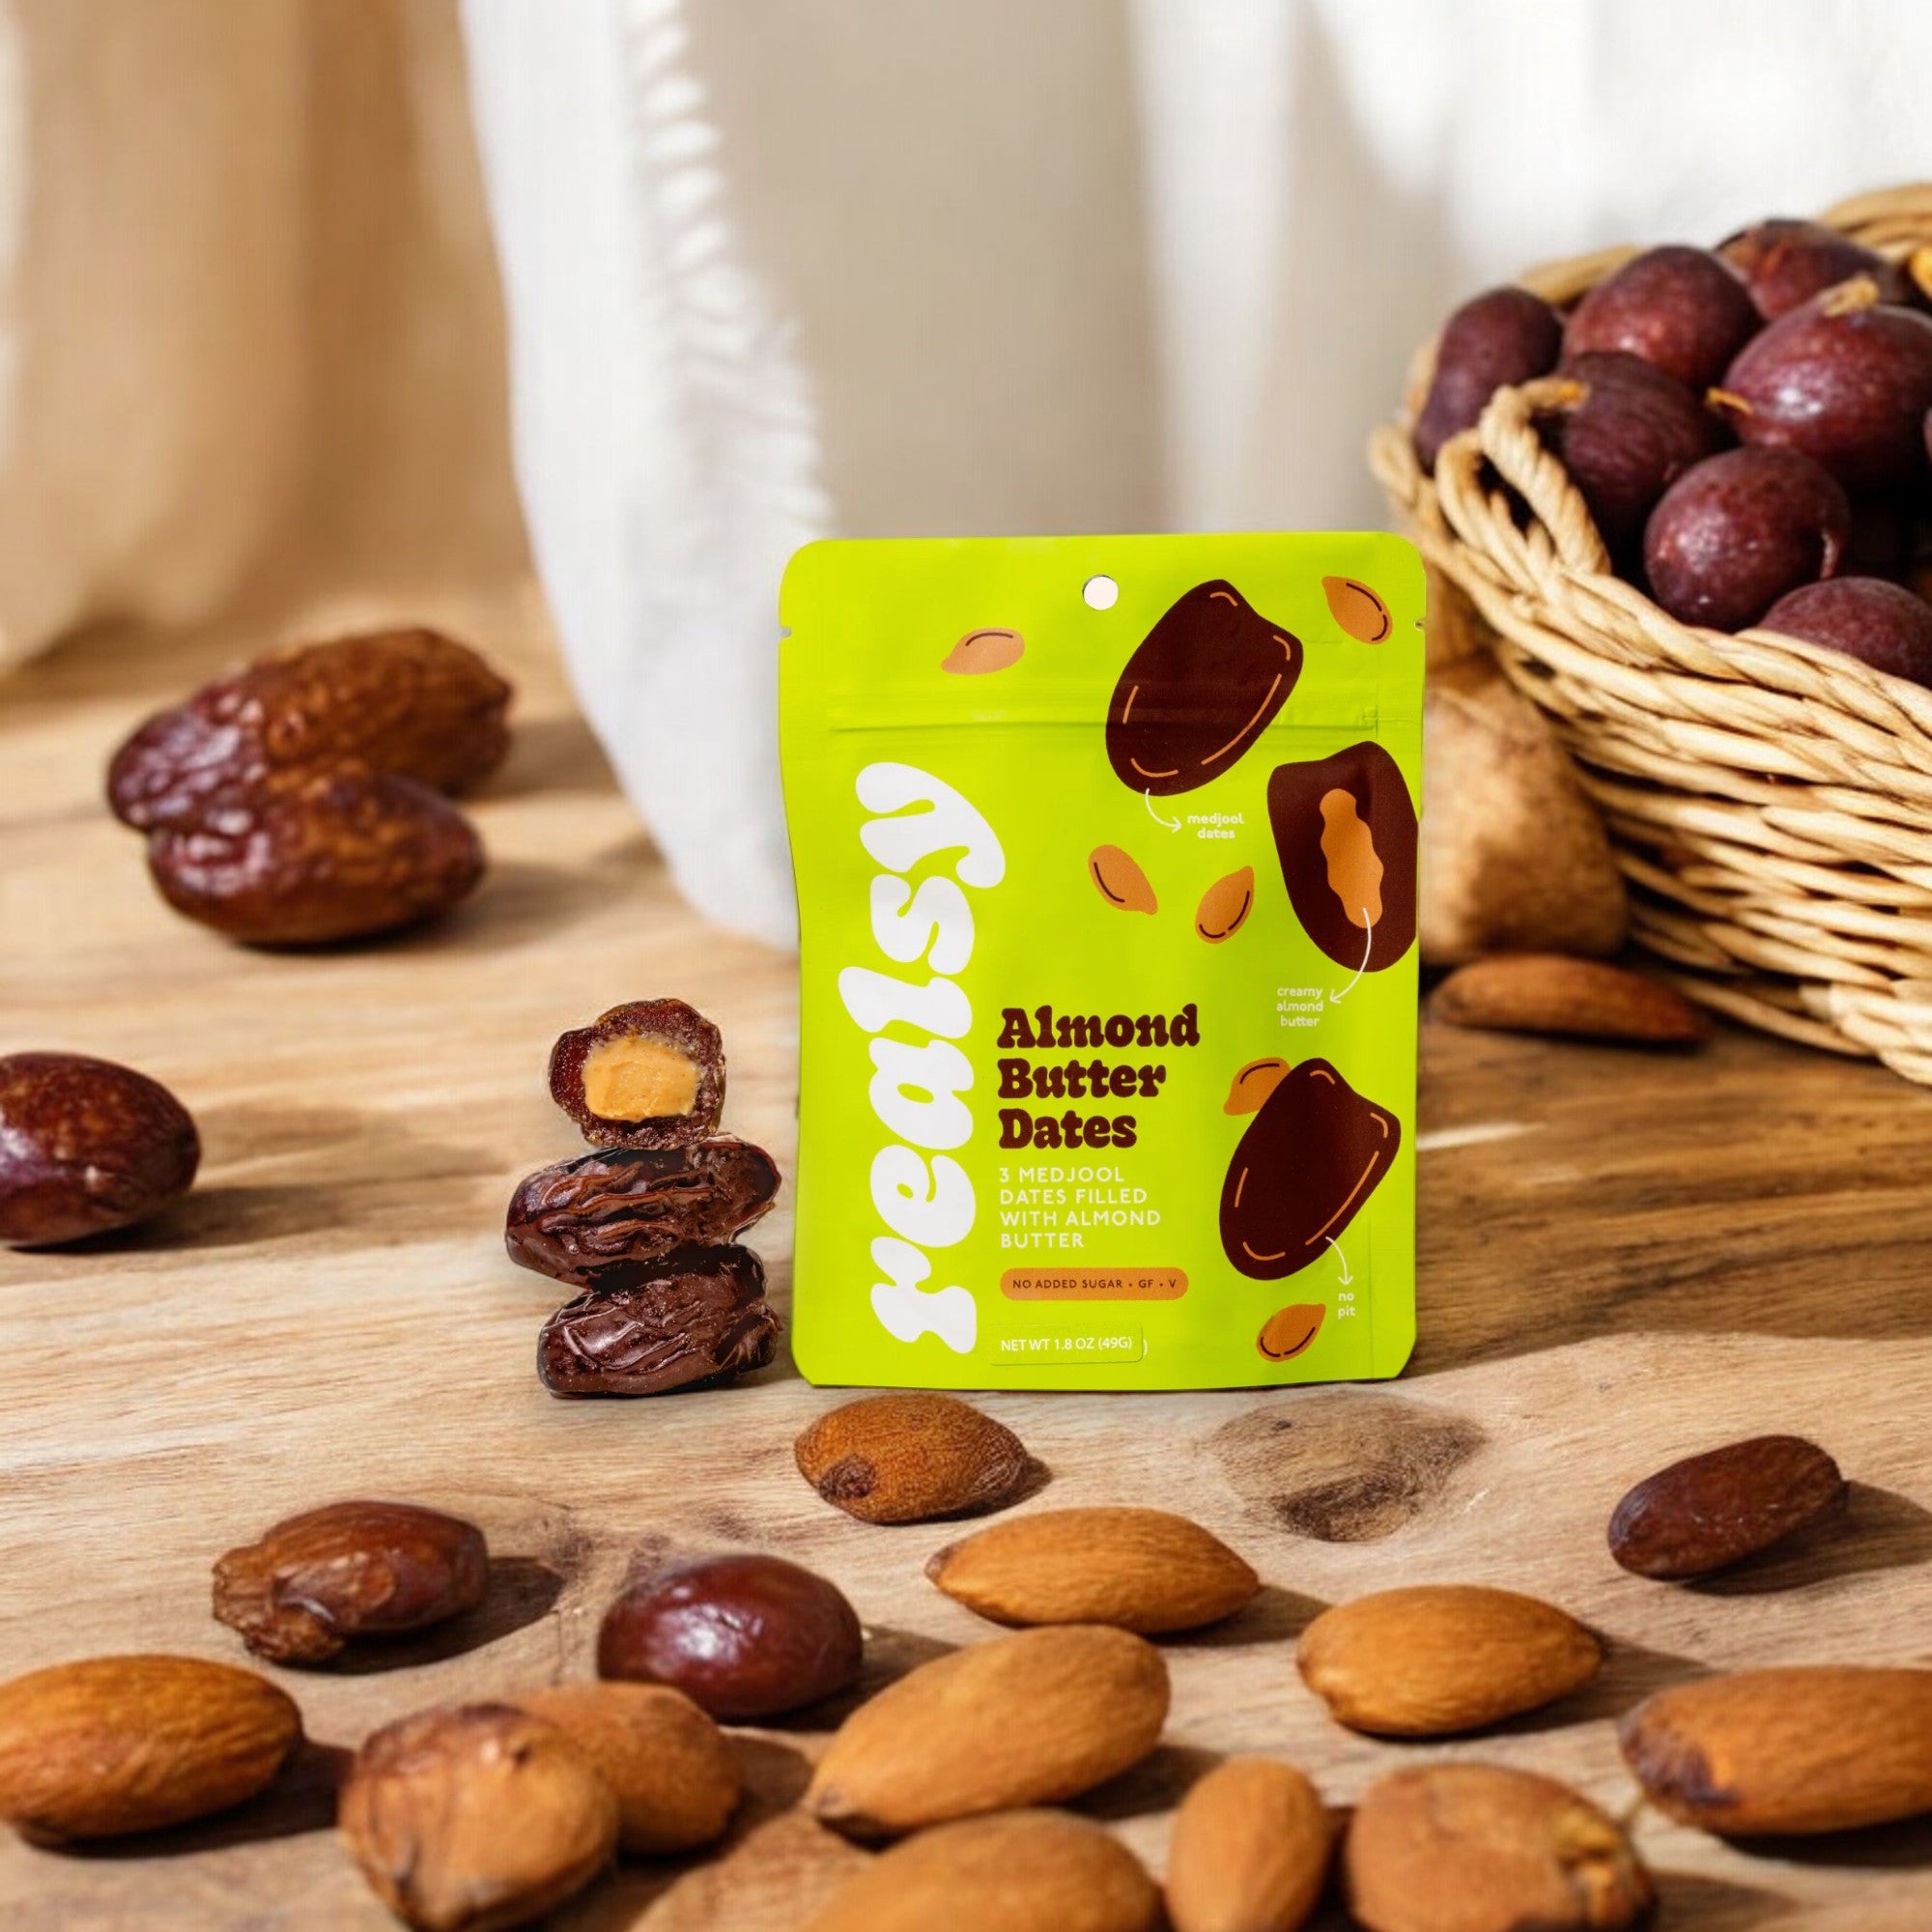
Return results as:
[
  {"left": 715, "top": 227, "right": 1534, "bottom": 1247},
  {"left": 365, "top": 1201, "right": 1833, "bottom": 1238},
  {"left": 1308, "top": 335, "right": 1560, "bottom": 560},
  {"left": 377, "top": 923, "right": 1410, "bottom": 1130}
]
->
[
  {"left": 213, "top": 1500, "right": 489, "bottom": 1664},
  {"left": 147, "top": 763, "right": 485, "bottom": 945},
  {"left": 1608, "top": 1435, "right": 1845, "bottom": 1579},
  {"left": 598, "top": 1553, "right": 864, "bottom": 1720},
  {"left": 505, "top": 1139, "right": 780, "bottom": 1288},
  {"left": 0, "top": 1052, "right": 200, "bottom": 1247},
  {"left": 537, "top": 1245, "right": 779, "bottom": 1396},
  {"left": 107, "top": 628, "right": 512, "bottom": 832},
  {"left": 549, "top": 999, "right": 726, "bottom": 1150}
]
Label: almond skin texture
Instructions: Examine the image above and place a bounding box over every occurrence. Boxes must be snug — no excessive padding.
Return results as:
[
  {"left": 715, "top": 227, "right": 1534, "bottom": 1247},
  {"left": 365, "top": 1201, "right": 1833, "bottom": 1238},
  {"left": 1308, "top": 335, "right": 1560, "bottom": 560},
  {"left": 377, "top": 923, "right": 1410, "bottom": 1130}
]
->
[
  {"left": 213, "top": 1499, "right": 488, "bottom": 1664},
  {"left": 926, "top": 1507, "right": 1259, "bottom": 1634},
  {"left": 1431, "top": 954, "right": 1708, "bottom": 1044},
  {"left": 0, "top": 1654, "right": 300, "bottom": 1842},
  {"left": 1620, "top": 1666, "right": 1932, "bottom": 1834},
  {"left": 339, "top": 1703, "right": 618, "bottom": 1932},
  {"left": 512, "top": 1683, "right": 739, "bottom": 1856},
  {"left": 1607, "top": 1435, "right": 1845, "bottom": 1579},
  {"left": 806, "top": 1625, "right": 1169, "bottom": 1837},
  {"left": 805, "top": 1809, "right": 1159, "bottom": 1932},
  {"left": 1345, "top": 1763, "right": 1653, "bottom": 1932},
  {"left": 1166, "top": 1758, "right": 1332, "bottom": 1932},
  {"left": 1297, "top": 1585, "right": 1602, "bottom": 1738},
  {"left": 795, "top": 1393, "right": 1035, "bottom": 1524}
]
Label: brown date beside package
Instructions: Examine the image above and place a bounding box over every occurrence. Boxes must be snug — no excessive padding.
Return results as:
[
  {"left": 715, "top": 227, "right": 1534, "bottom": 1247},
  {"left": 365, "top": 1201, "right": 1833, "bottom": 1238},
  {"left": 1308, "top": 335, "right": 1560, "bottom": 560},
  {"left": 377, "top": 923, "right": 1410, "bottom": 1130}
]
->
[
  {"left": 506, "top": 1139, "right": 780, "bottom": 1288},
  {"left": 537, "top": 1244, "right": 779, "bottom": 1396},
  {"left": 549, "top": 999, "right": 726, "bottom": 1151},
  {"left": 0, "top": 1051, "right": 200, "bottom": 1247}
]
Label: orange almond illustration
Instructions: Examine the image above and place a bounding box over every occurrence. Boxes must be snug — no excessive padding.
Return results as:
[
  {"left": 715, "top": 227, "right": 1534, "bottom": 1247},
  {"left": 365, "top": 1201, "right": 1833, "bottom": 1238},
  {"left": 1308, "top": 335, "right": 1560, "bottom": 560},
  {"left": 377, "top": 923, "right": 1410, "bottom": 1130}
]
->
[
  {"left": 1258, "top": 1304, "right": 1325, "bottom": 1360},
  {"left": 1195, "top": 867, "right": 1255, "bottom": 944},
  {"left": 1321, "top": 576, "right": 1393, "bottom": 644},
  {"left": 1224, "top": 1059, "right": 1291, "bottom": 1116},
  {"left": 941, "top": 628, "right": 1025, "bottom": 675},
  {"left": 1089, "top": 845, "right": 1157, "bottom": 916}
]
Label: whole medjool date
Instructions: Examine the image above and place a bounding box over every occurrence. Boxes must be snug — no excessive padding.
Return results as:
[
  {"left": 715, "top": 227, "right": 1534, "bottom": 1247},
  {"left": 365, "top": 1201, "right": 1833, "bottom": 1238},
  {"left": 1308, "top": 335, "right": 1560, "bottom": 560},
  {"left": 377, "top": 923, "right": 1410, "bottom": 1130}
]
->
[
  {"left": 1714, "top": 276, "right": 1932, "bottom": 493},
  {"left": 505, "top": 1140, "right": 780, "bottom": 1287},
  {"left": 1537, "top": 352, "right": 1729, "bottom": 558},
  {"left": 1563, "top": 245, "right": 1759, "bottom": 389},
  {"left": 537, "top": 1245, "right": 779, "bottom": 1396},
  {"left": 0, "top": 1052, "right": 200, "bottom": 1246},
  {"left": 1718, "top": 217, "right": 1907, "bottom": 321},
  {"left": 1412, "top": 285, "right": 1563, "bottom": 472},
  {"left": 1761, "top": 577, "right": 1932, "bottom": 689},
  {"left": 1643, "top": 448, "right": 1850, "bottom": 632}
]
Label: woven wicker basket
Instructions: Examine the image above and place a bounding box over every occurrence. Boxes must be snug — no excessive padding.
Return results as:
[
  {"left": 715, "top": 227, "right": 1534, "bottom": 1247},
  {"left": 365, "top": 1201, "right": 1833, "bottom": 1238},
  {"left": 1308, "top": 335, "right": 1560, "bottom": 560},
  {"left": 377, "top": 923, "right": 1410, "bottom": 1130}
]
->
[{"left": 1372, "top": 183, "right": 1932, "bottom": 1083}]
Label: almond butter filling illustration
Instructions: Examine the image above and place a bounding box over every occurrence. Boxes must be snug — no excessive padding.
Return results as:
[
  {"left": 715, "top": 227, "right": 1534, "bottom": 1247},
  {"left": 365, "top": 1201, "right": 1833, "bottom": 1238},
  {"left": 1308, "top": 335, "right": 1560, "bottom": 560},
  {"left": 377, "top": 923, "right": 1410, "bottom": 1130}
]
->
[{"left": 1319, "top": 790, "right": 1383, "bottom": 929}]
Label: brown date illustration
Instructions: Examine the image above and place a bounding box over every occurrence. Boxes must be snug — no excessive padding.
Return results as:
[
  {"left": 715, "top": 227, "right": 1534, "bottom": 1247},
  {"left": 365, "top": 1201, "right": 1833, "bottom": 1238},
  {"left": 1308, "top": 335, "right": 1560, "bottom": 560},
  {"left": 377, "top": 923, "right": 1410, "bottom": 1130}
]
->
[
  {"left": 505, "top": 1139, "right": 781, "bottom": 1288},
  {"left": 1321, "top": 576, "right": 1394, "bottom": 643},
  {"left": 1221, "top": 1059, "right": 1401, "bottom": 1281},
  {"left": 1257, "top": 1304, "right": 1325, "bottom": 1361},
  {"left": 598, "top": 1553, "right": 864, "bottom": 1721},
  {"left": 941, "top": 629, "right": 1025, "bottom": 675},
  {"left": 0, "top": 1051, "right": 200, "bottom": 1247},
  {"left": 1193, "top": 866, "right": 1253, "bottom": 942},
  {"left": 1089, "top": 845, "right": 1157, "bottom": 916},
  {"left": 213, "top": 1501, "right": 489, "bottom": 1665},
  {"left": 1269, "top": 742, "right": 1417, "bottom": 972},
  {"left": 549, "top": 999, "right": 725, "bottom": 1150},
  {"left": 1105, "top": 580, "right": 1301, "bottom": 796},
  {"left": 538, "top": 1245, "right": 780, "bottom": 1397}
]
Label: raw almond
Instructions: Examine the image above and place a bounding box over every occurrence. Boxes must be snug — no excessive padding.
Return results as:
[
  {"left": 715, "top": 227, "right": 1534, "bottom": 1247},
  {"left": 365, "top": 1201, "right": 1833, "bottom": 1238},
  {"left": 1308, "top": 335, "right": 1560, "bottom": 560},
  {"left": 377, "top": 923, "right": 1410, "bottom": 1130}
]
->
[
  {"left": 1431, "top": 954, "right": 1708, "bottom": 1044},
  {"left": 795, "top": 1393, "right": 1035, "bottom": 1524},
  {"left": 1196, "top": 867, "right": 1256, "bottom": 943},
  {"left": 806, "top": 1624, "right": 1169, "bottom": 1837},
  {"left": 1344, "top": 1763, "right": 1652, "bottom": 1932},
  {"left": 512, "top": 1682, "right": 739, "bottom": 1856},
  {"left": 1297, "top": 1585, "right": 1601, "bottom": 1737},
  {"left": 641, "top": 1809, "right": 870, "bottom": 1931},
  {"left": 1322, "top": 576, "right": 1394, "bottom": 645},
  {"left": 926, "top": 1507, "right": 1259, "bottom": 1634},
  {"left": 1607, "top": 1435, "right": 1845, "bottom": 1579},
  {"left": 1620, "top": 1666, "right": 1932, "bottom": 1834},
  {"left": 1257, "top": 1304, "right": 1324, "bottom": 1361},
  {"left": 805, "top": 1808, "right": 1159, "bottom": 1932},
  {"left": 340, "top": 1703, "right": 618, "bottom": 1931},
  {"left": 1165, "top": 1758, "right": 1332, "bottom": 1932},
  {"left": 1090, "top": 844, "right": 1157, "bottom": 915},
  {"left": 0, "top": 1654, "right": 301, "bottom": 1842},
  {"left": 942, "top": 628, "right": 1026, "bottom": 675}
]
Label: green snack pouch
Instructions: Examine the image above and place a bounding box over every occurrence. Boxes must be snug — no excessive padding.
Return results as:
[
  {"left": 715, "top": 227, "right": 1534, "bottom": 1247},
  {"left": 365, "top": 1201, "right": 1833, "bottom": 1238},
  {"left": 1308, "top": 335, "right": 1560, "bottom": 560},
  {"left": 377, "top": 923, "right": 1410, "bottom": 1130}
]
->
[{"left": 780, "top": 534, "right": 1423, "bottom": 1390}]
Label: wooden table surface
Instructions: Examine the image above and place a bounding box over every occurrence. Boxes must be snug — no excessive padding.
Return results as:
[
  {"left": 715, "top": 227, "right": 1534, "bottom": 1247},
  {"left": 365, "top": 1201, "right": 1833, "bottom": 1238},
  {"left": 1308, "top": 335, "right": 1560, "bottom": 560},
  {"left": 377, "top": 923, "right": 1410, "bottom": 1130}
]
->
[{"left": 8, "top": 602, "right": 1932, "bottom": 1929}]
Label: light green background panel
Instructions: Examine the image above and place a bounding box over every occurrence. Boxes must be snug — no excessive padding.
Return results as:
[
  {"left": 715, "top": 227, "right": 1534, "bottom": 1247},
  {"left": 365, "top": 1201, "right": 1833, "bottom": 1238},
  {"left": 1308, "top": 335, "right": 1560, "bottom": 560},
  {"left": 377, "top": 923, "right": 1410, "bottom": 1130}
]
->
[{"left": 780, "top": 533, "right": 1422, "bottom": 1391}]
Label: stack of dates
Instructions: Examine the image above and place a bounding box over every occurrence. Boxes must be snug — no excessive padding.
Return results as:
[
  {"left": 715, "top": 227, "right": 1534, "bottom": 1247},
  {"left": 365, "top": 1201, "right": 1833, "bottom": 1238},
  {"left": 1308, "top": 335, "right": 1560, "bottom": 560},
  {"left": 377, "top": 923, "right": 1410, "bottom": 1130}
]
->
[{"left": 506, "top": 998, "right": 783, "bottom": 1396}]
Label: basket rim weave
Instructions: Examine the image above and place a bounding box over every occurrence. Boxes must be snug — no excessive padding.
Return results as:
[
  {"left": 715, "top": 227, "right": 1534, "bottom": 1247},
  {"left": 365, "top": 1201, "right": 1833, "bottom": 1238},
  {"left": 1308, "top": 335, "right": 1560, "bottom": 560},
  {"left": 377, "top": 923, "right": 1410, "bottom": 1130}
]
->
[{"left": 1372, "top": 182, "right": 1932, "bottom": 1081}]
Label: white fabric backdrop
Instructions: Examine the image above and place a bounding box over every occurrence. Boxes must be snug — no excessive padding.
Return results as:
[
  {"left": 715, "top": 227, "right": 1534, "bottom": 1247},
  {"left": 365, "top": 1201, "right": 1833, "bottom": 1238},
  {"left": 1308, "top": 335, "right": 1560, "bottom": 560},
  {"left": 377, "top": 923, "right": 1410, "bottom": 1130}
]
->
[{"left": 462, "top": 0, "right": 1932, "bottom": 949}]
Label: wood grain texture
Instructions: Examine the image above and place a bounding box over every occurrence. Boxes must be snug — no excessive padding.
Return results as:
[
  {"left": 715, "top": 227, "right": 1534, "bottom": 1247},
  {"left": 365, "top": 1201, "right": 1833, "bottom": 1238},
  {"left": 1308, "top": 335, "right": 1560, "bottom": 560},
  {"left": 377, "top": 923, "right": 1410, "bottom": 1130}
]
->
[{"left": 8, "top": 598, "right": 1932, "bottom": 1926}]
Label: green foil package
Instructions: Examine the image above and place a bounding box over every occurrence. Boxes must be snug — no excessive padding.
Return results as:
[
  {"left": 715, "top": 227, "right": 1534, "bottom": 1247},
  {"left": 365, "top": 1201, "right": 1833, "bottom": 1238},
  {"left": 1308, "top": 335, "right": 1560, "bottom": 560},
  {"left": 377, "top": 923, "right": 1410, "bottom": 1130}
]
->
[{"left": 780, "top": 534, "right": 1423, "bottom": 1389}]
